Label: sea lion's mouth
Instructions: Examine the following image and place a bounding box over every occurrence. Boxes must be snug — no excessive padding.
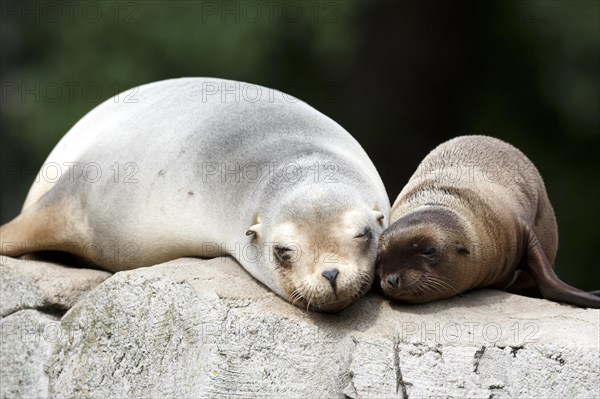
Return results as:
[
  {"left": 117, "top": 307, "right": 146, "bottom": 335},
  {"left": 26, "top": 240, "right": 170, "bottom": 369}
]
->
[
  {"left": 380, "top": 279, "right": 420, "bottom": 300},
  {"left": 385, "top": 288, "right": 417, "bottom": 301},
  {"left": 287, "top": 271, "right": 373, "bottom": 313},
  {"left": 391, "top": 290, "right": 413, "bottom": 297}
]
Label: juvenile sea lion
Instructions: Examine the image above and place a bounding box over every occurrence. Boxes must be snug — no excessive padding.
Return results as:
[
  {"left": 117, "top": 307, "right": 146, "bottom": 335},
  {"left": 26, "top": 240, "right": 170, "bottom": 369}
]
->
[
  {"left": 0, "top": 78, "right": 390, "bottom": 312},
  {"left": 377, "top": 135, "right": 599, "bottom": 308}
]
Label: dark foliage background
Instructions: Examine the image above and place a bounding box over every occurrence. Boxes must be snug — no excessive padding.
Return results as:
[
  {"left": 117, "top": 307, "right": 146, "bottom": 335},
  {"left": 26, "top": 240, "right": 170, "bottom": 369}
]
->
[{"left": 1, "top": 1, "right": 598, "bottom": 289}]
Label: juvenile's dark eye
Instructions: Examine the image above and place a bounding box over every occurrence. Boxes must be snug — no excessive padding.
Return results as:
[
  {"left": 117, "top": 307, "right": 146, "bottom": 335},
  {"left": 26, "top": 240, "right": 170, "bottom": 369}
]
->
[
  {"left": 421, "top": 248, "right": 436, "bottom": 257},
  {"left": 354, "top": 226, "right": 372, "bottom": 240}
]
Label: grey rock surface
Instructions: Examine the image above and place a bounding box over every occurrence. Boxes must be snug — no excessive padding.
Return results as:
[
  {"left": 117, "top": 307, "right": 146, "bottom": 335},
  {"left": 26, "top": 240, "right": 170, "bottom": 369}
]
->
[
  {"left": 0, "top": 256, "right": 111, "bottom": 317},
  {"left": 1, "top": 256, "right": 599, "bottom": 398},
  {"left": 1, "top": 310, "right": 57, "bottom": 399}
]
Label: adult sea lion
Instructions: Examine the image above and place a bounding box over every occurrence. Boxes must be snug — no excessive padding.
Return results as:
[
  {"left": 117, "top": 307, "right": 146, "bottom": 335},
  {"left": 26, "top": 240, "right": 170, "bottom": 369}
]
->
[
  {"left": 377, "top": 135, "right": 599, "bottom": 308},
  {"left": 0, "top": 78, "right": 390, "bottom": 312}
]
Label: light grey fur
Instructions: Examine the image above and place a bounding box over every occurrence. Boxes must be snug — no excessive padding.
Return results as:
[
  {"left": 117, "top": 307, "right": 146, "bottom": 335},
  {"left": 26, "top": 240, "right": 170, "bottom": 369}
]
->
[{"left": 4, "top": 78, "right": 390, "bottom": 308}]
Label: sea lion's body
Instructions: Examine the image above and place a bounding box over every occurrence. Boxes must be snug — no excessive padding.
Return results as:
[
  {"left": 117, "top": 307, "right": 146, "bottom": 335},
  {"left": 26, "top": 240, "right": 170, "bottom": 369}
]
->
[
  {"left": 377, "top": 135, "right": 599, "bottom": 308},
  {"left": 1, "top": 78, "right": 390, "bottom": 312}
]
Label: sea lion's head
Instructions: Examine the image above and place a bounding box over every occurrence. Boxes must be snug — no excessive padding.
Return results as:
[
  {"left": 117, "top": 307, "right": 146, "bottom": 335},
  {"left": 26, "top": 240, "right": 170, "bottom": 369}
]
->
[
  {"left": 376, "top": 207, "right": 472, "bottom": 303},
  {"left": 247, "top": 184, "right": 387, "bottom": 312}
]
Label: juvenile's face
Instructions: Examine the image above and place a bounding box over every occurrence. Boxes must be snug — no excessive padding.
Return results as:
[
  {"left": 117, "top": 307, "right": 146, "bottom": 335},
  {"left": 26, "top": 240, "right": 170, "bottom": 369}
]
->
[
  {"left": 377, "top": 210, "right": 471, "bottom": 304},
  {"left": 271, "top": 209, "right": 385, "bottom": 312}
]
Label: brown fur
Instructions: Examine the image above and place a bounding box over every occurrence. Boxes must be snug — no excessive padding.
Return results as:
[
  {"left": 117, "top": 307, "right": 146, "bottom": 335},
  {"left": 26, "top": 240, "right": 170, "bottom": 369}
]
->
[{"left": 377, "top": 135, "right": 599, "bottom": 308}]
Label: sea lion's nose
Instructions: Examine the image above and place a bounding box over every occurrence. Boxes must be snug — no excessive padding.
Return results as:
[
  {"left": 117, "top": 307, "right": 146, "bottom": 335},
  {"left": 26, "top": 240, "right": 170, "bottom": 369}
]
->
[
  {"left": 322, "top": 269, "right": 340, "bottom": 291},
  {"left": 387, "top": 274, "right": 399, "bottom": 287}
]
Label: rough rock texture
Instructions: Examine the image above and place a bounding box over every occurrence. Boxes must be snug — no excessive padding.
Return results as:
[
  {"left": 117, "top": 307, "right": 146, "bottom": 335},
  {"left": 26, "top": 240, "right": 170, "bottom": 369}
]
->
[
  {"left": 0, "top": 257, "right": 111, "bottom": 317},
  {"left": 0, "top": 310, "right": 57, "bottom": 399},
  {"left": 1, "top": 256, "right": 599, "bottom": 399}
]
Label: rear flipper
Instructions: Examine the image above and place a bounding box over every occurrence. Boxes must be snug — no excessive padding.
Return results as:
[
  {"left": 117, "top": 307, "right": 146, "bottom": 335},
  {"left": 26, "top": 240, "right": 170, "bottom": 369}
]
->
[
  {"left": 0, "top": 204, "right": 80, "bottom": 261},
  {"left": 519, "top": 220, "right": 600, "bottom": 309},
  {"left": 1, "top": 213, "right": 40, "bottom": 258}
]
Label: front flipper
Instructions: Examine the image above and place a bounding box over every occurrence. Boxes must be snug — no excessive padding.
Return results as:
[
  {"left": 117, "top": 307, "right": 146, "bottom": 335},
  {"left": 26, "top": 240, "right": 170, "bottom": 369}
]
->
[{"left": 519, "top": 220, "right": 600, "bottom": 309}]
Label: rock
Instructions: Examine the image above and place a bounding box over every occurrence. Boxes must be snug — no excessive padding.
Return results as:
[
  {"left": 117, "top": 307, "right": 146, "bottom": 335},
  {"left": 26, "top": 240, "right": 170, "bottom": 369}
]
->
[
  {"left": 0, "top": 256, "right": 598, "bottom": 398},
  {"left": 0, "top": 257, "right": 111, "bottom": 399},
  {"left": 0, "top": 310, "right": 57, "bottom": 399},
  {"left": 0, "top": 256, "right": 111, "bottom": 317}
]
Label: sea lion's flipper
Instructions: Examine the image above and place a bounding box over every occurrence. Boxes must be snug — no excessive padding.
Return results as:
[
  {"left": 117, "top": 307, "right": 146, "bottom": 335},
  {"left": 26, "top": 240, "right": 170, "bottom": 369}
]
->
[
  {"left": 519, "top": 220, "right": 600, "bottom": 309},
  {"left": 0, "top": 201, "right": 78, "bottom": 260},
  {"left": 0, "top": 212, "right": 41, "bottom": 258},
  {"left": 505, "top": 270, "right": 542, "bottom": 298}
]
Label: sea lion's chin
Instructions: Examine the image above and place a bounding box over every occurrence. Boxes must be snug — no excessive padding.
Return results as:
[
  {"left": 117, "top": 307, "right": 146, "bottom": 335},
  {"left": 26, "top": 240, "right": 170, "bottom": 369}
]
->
[
  {"left": 381, "top": 283, "right": 417, "bottom": 302},
  {"left": 287, "top": 292, "right": 355, "bottom": 313},
  {"left": 308, "top": 298, "right": 355, "bottom": 313},
  {"left": 388, "top": 290, "right": 433, "bottom": 304},
  {"left": 383, "top": 288, "right": 432, "bottom": 304}
]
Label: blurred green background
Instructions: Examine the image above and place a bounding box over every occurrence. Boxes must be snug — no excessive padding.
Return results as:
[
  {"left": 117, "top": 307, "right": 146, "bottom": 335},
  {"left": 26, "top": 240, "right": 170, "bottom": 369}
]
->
[{"left": 1, "top": 0, "right": 598, "bottom": 289}]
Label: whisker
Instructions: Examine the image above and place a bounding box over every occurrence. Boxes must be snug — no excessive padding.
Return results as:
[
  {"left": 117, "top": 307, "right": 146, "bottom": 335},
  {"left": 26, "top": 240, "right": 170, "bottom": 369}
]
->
[
  {"left": 433, "top": 278, "right": 461, "bottom": 296},
  {"left": 306, "top": 289, "right": 314, "bottom": 311},
  {"left": 424, "top": 279, "right": 444, "bottom": 295},
  {"left": 289, "top": 282, "right": 310, "bottom": 308},
  {"left": 428, "top": 275, "right": 463, "bottom": 297}
]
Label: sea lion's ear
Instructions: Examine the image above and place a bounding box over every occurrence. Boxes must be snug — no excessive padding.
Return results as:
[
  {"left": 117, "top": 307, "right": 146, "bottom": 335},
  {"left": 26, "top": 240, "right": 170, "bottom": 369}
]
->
[
  {"left": 456, "top": 244, "right": 470, "bottom": 255},
  {"left": 519, "top": 219, "right": 600, "bottom": 308},
  {"left": 246, "top": 223, "right": 262, "bottom": 237},
  {"left": 373, "top": 210, "right": 385, "bottom": 224}
]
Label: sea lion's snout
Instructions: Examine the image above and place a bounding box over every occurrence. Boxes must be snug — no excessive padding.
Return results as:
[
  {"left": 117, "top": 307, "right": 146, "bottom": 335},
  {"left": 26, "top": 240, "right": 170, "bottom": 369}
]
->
[
  {"left": 378, "top": 268, "right": 401, "bottom": 291},
  {"left": 321, "top": 268, "right": 340, "bottom": 292},
  {"left": 376, "top": 209, "right": 471, "bottom": 303},
  {"left": 386, "top": 274, "right": 399, "bottom": 288},
  {"left": 271, "top": 206, "right": 385, "bottom": 312},
  {"left": 376, "top": 228, "right": 440, "bottom": 301},
  {"left": 379, "top": 266, "right": 424, "bottom": 295}
]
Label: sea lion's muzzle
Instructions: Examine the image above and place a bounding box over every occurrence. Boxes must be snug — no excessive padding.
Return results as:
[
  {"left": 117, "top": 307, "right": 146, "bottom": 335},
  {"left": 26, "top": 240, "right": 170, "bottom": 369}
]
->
[{"left": 321, "top": 268, "right": 340, "bottom": 292}]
